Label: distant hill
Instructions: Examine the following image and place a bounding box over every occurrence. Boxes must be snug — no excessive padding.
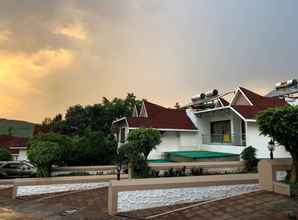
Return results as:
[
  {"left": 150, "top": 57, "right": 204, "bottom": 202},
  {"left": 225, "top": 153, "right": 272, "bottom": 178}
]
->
[{"left": 0, "top": 119, "right": 36, "bottom": 138}]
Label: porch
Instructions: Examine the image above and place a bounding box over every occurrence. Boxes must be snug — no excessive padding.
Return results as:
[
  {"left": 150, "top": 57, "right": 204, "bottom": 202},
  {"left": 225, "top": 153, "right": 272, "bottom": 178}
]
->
[{"left": 196, "top": 107, "right": 247, "bottom": 148}]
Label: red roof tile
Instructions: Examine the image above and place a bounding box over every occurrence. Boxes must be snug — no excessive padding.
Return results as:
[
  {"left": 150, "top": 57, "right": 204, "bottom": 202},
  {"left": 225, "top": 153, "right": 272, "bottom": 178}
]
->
[
  {"left": 0, "top": 135, "right": 28, "bottom": 154},
  {"left": 219, "top": 97, "right": 230, "bottom": 106},
  {"left": 231, "top": 87, "right": 288, "bottom": 119},
  {"left": 127, "top": 101, "right": 197, "bottom": 130}
]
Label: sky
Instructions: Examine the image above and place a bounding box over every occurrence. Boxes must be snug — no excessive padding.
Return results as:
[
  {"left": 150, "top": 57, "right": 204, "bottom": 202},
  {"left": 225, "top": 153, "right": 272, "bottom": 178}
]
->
[{"left": 0, "top": 0, "right": 297, "bottom": 123}]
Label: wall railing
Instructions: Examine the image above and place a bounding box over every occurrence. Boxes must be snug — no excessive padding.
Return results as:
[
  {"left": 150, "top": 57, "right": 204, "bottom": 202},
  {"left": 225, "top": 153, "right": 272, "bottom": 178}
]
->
[{"left": 202, "top": 133, "right": 246, "bottom": 146}]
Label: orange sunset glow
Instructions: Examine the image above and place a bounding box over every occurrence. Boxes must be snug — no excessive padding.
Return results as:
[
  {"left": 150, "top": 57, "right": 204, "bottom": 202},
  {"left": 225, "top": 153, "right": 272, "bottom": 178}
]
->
[{"left": 0, "top": 0, "right": 297, "bottom": 123}]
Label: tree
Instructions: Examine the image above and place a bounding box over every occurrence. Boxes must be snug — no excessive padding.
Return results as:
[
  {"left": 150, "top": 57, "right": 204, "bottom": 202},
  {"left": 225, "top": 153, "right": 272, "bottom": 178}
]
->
[
  {"left": 0, "top": 149, "right": 12, "bottom": 161},
  {"left": 46, "top": 93, "right": 142, "bottom": 137},
  {"left": 27, "top": 141, "right": 63, "bottom": 177},
  {"left": 119, "top": 128, "right": 161, "bottom": 177},
  {"left": 69, "top": 130, "right": 117, "bottom": 166},
  {"left": 127, "top": 128, "right": 161, "bottom": 159},
  {"left": 7, "top": 127, "right": 13, "bottom": 136},
  {"left": 27, "top": 133, "right": 75, "bottom": 176},
  {"left": 65, "top": 105, "right": 89, "bottom": 136},
  {"left": 257, "top": 106, "right": 298, "bottom": 183}
]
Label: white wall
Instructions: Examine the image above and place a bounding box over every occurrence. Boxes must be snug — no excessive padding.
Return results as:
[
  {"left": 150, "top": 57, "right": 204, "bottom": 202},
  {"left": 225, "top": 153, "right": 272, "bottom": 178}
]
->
[
  {"left": 148, "top": 131, "right": 200, "bottom": 159},
  {"left": 17, "top": 150, "right": 28, "bottom": 161},
  {"left": 197, "top": 109, "right": 242, "bottom": 146},
  {"left": 246, "top": 122, "right": 291, "bottom": 159}
]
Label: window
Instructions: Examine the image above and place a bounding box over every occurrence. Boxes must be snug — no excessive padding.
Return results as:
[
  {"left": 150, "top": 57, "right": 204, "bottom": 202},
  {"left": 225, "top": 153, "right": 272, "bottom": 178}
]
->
[
  {"left": 210, "top": 120, "right": 231, "bottom": 143},
  {"left": 120, "top": 128, "right": 126, "bottom": 143}
]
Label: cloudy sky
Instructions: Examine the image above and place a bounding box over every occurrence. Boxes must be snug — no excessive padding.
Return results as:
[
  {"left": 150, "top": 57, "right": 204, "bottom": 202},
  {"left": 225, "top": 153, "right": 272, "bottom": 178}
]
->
[{"left": 0, "top": 0, "right": 297, "bottom": 122}]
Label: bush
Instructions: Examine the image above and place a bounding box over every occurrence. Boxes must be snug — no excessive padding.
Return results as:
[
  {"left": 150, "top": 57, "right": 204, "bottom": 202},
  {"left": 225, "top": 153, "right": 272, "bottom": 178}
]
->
[
  {"left": 191, "top": 167, "right": 203, "bottom": 176},
  {"left": 119, "top": 128, "right": 161, "bottom": 178},
  {"left": 68, "top": 131, "right": 117, "bottom": 166},
  {"left": 241, "top": 146, "right": 258, "bottom": 171},
  {"left": 0, "top": 149, "right": 12, "bottom": 161}
]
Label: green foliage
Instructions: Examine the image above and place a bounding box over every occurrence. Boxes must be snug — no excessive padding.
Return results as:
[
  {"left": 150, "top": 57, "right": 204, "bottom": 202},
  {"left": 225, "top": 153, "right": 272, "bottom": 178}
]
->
[
  {"left": 68, "top": 131, "right": 117, "bottom": 166},
  {"left": 28, "top": 132, "right": 75, "bottom": 166},
  {"left": 45, "top": 93, "right": 142, "bottom": 137},
  {"left": 127, "top": 128, "right": 161, "bottom": 159},
  {"left": 119, "top": 128, "right": 161, "bottom": 178},
  {"left": 27, "top": 133, "right": 76, "bottom": 176},
  {"left": 241, "top": 146, "right": 258, "bottom": 171},
  {"left": 0, "top": 149, "right": 12, "bottom": 161},
  {"left": 257, "top": 105, "right": 298, "bottom": 182},
  {"left": 28, "top": 132, "right": 117, "bottom": 169},
  {"left": 27, "top": 141, "right": 62, "bottom": 177}
]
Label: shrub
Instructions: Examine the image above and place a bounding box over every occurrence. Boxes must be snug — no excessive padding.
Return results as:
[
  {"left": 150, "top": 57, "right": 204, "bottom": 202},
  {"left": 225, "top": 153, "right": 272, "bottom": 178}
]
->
[
  {"left": 119, "top": 128, "right": 161, "bottom": 178},
  {"left": 191, "top": 167, "right": 203, "bottom": 176},
  {"left": 0, "top": 149, "right": 12, "bottom": 161},
  {"left": 241, "top": 146, "right": 258, "bottom": 171},
  {"left": 69, "top": 131, "right": 117, "bottom": 166}
]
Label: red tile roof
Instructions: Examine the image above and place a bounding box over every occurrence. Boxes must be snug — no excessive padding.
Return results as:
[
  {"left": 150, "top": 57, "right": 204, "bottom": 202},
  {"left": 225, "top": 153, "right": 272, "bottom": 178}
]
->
[
  {"left": 219, "top": 97, "right": 230, "bottom": 106},
  {"left": 239, "top": 87, "right": 287, "bottom": 107},
  {"left": 231, "top": 87, "right": 288, "bottom": 119},
  {"left": 127, "top": 101, "right": 197, "bottom": 130},
  {"left": 0, "top": 135, "right": 28, "bottom": 154}
]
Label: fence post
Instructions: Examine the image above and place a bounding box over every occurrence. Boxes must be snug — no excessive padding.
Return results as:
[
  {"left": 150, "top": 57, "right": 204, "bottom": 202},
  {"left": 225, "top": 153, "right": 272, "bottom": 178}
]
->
[
  {"left": 258, "top": 159, "right": 279, "bottom": 191},
  {"left": 128, "top": 163, "right": 133, "bottom": 179},
  {"left": 12, "top": 185, "right": 17, "bottom": 199},
  {"left": 108, "top": 182, "right": 118, "bottom": 215}
]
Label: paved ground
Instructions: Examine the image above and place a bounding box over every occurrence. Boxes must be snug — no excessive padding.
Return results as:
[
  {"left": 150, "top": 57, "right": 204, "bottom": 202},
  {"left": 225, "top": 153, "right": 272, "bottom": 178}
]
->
[
  {"left": 0, "top": 187, "right": 297, "bottom": 219},
  {"left": 155, "top": 190, "right": 298, "bottom": 220}
]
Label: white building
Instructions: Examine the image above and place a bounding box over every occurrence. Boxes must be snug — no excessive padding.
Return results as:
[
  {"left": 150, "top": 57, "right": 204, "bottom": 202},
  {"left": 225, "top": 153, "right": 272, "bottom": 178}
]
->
[
  {"left": 112, "top": 86, "right": 292, "bottom": 161},
  {"left": 112, "top": 101, "right": 200, "bottom": 160},
  {"left": 195, "top": 87, "right": 290, "bottom": 159},
  {"left": 0, "top": 135, "right": 28, "bottom": 161}
]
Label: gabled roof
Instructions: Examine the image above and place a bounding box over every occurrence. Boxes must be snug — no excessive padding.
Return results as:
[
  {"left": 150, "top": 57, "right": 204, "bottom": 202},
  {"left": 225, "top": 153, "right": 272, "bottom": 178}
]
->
[
  {"left": 114, "top": 101, "right": 198, "bottom": 130},
  {"left": 140, "top": 101, "right": 166, "bottom": 118},
  {"left": 230, "top": 87, "right": 288, "bottom": 120},
  {"left": 239, "top": 87, "right": 287, "bottom": 107}
]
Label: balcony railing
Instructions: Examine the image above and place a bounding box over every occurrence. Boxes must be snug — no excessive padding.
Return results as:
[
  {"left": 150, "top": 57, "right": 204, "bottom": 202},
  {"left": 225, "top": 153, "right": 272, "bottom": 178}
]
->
[{"left": 202, "top": 134, "right": 246, "bottom": 146}]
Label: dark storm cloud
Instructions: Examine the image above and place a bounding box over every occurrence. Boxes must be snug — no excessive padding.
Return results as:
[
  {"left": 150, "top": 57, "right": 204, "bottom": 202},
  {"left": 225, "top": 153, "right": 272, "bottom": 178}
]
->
[{"left": 0, "top": 0, "right": 297, "bottom": 122}]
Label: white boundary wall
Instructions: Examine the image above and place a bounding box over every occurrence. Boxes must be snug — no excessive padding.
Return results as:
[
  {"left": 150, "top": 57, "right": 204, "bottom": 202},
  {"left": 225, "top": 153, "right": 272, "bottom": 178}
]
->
[{"left": 118, "top": 184, "right": 259, "bottom": 212}]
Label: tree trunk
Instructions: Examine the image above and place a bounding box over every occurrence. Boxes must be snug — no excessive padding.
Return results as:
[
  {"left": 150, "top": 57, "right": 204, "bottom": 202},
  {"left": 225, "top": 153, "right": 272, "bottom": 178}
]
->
[{"left": 290, "top": 158, "right": 298, "bottom": 183}]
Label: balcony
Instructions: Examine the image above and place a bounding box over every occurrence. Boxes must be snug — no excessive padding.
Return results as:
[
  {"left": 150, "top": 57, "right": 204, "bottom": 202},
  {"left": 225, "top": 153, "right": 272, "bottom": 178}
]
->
[{"left": 202, "top": 134, "right": 246, "bottom": 146}]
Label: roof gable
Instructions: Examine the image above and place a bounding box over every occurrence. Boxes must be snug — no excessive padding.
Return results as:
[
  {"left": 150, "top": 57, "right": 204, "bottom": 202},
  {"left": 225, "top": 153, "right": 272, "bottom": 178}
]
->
[
  {"left": 121, "top": 100, "right": 197, "bottom": 130},
  {"left": 231, "top": 88, "right": 253, "bottom": 106},
  {"left": 231, "top": 87, "right": 288, "bottom": 120},
  {"left": 218, "top": 97, "right": 230, "bottom": 106},
  {"left": 139, "top": 101, "right": 148, "bottom": 117},
  {"left": 132, "top": 105, "right": 139, "bottom": 117}
]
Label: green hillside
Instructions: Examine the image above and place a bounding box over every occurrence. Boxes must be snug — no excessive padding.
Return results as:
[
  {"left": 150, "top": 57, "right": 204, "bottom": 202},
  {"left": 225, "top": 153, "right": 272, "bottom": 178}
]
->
[{"left": 0, "top": 119, "right": 36, "bottom": 137}]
